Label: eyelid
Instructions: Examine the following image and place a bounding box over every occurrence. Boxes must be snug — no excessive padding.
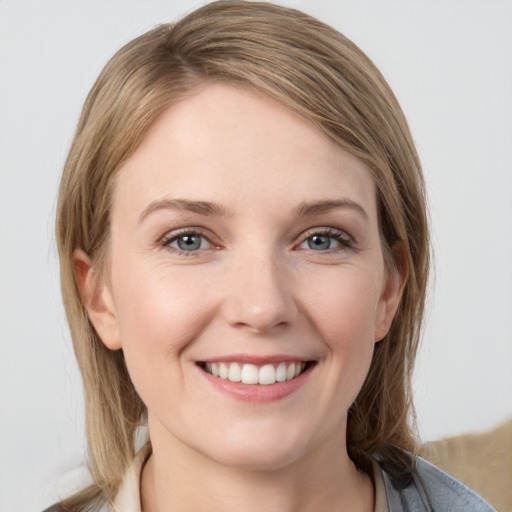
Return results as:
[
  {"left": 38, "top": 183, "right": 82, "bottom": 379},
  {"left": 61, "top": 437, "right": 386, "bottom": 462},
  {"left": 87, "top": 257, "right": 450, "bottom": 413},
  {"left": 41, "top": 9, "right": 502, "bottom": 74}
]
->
[
  {"left": 159, "top": 227, "right": 219, "bottom": 254},
  {"left": 296, "top": 227, "right": 354, "bottom": 250},
  {"left": 301, "top": 226, "right": 352, "bottom": 240}
]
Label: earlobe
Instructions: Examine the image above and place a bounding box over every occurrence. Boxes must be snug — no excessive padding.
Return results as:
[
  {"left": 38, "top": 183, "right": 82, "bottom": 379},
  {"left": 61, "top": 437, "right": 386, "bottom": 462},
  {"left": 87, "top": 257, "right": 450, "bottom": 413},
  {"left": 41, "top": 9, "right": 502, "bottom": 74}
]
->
[
  {"left": 374, "top": 242, "right": 408, "bottom": 342},
  {"left": 73, "top": 249, "right": 122, "bottom": 350}
]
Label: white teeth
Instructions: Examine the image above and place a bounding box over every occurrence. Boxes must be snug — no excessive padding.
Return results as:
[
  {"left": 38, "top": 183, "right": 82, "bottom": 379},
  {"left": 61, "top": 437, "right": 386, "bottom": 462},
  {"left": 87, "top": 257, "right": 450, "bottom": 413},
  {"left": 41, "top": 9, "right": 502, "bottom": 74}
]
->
[
  {"left": 276, "top": 362, "right": 287, "bottom": 382},
  {"left": 219, "top": 363, "right": 229, "bottom": 379},
  {"left": 204, "top": 361, "right": 307, "bottom": 385},
  {"left": 241, "top": 364, "right": 259, "bottom": 384},
  {"left": 259, "top": 364, "right": 276, "bottom": 385},
  {"left": 228, "top": 362, "right": 241, "bottom": 382}
]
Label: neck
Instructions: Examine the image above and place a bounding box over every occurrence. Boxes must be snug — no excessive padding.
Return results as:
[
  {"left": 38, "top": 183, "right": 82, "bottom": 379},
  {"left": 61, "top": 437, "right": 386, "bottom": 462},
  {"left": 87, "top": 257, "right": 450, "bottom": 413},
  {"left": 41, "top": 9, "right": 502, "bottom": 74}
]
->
[{"left": 140, "top": 418, "right": 374, "bottom": 512}]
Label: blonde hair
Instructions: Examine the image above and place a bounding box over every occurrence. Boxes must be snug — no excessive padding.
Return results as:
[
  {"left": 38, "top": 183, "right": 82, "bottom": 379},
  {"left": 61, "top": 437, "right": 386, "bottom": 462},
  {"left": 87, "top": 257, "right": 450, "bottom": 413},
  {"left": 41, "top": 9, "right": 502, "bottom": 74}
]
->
[{"left": 56, "top": 1, "right": 429, "bottom": 508}]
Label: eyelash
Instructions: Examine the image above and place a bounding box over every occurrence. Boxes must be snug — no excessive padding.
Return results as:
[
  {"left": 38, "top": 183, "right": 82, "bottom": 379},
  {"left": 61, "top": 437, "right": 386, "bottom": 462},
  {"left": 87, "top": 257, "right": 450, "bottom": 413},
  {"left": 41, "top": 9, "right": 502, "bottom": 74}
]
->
[
  {"left": 160, "top": 228, "right": 214, "bottom": 257},
  {"left": 299, "top": 228, "right": 354, "bottom": 252},
  {"left": 159, "top": 227, "right": 354, "bottom": 256}
]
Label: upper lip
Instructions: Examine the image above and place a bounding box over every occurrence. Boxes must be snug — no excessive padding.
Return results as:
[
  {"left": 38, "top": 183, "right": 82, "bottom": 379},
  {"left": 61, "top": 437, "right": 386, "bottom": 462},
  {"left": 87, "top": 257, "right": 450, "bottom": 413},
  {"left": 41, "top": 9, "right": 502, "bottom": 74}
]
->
[{"left": 198, "top": 354, "right": 315, "bottom": 365}]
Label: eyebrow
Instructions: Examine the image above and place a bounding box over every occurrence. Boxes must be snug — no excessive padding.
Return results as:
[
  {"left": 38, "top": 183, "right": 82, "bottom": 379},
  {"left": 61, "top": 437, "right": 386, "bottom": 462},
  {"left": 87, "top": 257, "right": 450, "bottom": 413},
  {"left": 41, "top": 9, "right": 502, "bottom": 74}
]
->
[
  {"left": 295, "top": 199, "right": 369, "bottom": 220},
  {"left": 138, "top": 197, "right": 368, "bottom": 223},
  {"left": 138, "top": 198, "right": 228, "bottom": 223}
]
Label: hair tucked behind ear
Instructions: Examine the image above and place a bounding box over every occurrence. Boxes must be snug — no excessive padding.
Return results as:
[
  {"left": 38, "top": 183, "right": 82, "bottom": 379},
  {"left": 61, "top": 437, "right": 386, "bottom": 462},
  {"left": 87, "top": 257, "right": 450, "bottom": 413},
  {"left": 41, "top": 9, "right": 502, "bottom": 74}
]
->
[{"left": 56, "top": 2, "right": 429, "bottom": 508}]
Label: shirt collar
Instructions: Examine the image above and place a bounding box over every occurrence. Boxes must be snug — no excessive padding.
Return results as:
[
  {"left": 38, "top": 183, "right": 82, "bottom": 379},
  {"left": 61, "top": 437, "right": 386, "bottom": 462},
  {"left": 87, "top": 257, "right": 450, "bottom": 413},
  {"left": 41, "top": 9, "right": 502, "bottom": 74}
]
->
[{"left": 112, "top": 443, "right": 151, "bottom": 512}]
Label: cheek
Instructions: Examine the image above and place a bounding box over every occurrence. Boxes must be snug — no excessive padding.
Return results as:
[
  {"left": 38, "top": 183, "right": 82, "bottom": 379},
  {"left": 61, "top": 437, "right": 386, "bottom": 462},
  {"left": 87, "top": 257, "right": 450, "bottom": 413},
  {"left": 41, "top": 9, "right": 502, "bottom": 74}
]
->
[
  {"left": 302, "top": 267, "right": 382, "bottom": 346},
  {"left": 110, "top": 259, "right": 216, "bottom": 379},
  {"left": 109, "top": 261, "right": 222, "bottom": 420},
  {"left": 292, "top": 267, "right": 383, "bottom": 431},
  {"left": 300, "top": 266, "right": 382, "bottom": 407}
]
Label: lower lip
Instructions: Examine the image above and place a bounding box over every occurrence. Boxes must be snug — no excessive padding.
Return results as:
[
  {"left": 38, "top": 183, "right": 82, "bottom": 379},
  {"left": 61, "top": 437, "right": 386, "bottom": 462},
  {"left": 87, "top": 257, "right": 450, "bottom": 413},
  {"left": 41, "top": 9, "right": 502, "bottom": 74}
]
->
[{"left": 198, "top": 364, "right": 314, "bottom": 402}]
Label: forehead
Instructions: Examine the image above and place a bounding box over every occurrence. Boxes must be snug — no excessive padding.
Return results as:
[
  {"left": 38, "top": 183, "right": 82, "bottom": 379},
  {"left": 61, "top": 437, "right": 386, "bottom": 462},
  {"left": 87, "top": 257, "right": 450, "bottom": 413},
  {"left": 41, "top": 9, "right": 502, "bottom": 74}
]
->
[{"left": 113, "top": 83, "right": 377, "bottom": 221}]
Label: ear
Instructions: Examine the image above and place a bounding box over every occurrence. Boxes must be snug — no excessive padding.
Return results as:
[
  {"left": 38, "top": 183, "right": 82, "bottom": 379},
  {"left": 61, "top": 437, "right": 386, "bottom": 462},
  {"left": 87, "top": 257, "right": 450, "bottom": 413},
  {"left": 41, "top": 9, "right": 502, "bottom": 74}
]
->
[
  {"left": 73, "top": 249, "right": 122, "bottom": 350},
  {"left": 374, "top": 242, "right": 408, "bottom": 342}
]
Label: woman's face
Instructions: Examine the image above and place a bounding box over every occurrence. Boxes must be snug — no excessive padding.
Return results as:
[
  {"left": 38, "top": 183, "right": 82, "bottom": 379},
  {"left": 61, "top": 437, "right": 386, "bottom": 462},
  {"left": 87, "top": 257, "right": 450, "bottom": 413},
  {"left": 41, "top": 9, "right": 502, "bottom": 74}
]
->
[{"left": 84, "top": 84, "right": 402, "bottom": 470}]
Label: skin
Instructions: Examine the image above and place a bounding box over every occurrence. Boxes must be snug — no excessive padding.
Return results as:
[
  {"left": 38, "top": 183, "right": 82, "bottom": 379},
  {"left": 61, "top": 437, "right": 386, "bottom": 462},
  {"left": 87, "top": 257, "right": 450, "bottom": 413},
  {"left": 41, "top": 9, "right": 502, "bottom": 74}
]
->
[{"left": 76, "top": 84, "right": 404, "bottom": 512}]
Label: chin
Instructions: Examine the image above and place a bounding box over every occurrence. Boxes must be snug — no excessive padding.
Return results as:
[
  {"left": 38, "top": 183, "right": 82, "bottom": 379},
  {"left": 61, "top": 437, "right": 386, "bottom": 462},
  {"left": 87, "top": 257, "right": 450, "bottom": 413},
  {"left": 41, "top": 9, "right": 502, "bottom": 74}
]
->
[
  {"left": 212, "top": 445, "right": 303, "bottom": 472},
  {"left": 201, "top": 424, "right": 311, "bottom": 471}
]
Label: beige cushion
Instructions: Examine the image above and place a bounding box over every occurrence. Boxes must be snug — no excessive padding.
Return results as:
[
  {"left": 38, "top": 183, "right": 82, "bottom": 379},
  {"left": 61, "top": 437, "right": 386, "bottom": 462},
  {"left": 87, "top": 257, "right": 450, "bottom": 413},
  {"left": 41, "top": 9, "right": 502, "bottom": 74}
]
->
[{"left": 422, "top": 418, "right": 512, "bottom": 512}]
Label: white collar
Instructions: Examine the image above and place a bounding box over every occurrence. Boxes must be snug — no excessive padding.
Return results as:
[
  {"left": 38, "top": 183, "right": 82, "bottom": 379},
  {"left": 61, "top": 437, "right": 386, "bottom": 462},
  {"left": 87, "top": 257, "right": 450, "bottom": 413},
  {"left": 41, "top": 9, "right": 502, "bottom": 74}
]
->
[{"left": 112, "top": 443, "right": 151, "bottom": 512}]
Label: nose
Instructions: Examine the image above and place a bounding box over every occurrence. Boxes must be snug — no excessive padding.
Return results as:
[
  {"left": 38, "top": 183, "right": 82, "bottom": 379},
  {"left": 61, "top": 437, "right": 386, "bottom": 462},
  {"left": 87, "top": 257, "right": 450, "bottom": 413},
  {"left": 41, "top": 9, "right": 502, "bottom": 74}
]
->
[{"left": 221, "top": 250, "right": 297, "bottom": 334}]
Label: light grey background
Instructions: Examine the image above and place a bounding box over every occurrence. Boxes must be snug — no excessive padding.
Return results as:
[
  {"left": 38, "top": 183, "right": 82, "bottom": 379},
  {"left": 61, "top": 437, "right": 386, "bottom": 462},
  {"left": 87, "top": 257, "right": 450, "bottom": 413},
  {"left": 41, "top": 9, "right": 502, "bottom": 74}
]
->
[{"left": 1, "top": 1, "right": 511, "bottom": 511}]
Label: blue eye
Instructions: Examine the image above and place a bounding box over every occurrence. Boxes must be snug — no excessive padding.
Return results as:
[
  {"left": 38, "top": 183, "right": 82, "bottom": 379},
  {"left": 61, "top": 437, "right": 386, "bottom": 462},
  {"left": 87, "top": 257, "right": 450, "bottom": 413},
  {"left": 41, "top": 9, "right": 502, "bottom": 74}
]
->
[
  {"left": 306, "top": 234, "right": 336, "bottom": 250},
  {"left": 300, "top": 230, "right": 352, "bottom": 251},
  {"left": 165, "top": 232, "right": 211, "bottom": 252}
]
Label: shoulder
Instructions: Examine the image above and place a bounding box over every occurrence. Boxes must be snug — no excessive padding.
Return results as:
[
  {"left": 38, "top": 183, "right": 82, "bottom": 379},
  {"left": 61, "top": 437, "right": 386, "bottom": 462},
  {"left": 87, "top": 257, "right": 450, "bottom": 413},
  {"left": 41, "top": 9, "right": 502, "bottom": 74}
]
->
[{"left": 380, "top": 455, "right": 497, "bottom": 511}]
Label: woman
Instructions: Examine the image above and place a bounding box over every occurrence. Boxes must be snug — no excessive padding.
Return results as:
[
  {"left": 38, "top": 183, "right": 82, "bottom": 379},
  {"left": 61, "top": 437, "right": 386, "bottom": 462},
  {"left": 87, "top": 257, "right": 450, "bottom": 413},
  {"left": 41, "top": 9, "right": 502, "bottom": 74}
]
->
[{"left": 49, "top": 1, "right": 495, "bottom": 511}]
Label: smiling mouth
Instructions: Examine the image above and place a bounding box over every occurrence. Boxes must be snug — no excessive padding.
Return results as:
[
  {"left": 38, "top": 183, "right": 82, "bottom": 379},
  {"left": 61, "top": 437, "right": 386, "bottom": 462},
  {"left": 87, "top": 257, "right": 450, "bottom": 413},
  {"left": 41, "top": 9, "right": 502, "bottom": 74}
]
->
[{"left": 198, "top": 361, "right": 314, "bottom": 385}]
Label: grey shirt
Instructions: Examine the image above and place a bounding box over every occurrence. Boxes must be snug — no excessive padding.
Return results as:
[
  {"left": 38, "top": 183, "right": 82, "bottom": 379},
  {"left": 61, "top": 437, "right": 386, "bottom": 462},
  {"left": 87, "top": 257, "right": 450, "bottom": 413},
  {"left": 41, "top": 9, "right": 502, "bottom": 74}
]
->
[{"left": 380, "top": 455, "right": 497, "bottom": 511}]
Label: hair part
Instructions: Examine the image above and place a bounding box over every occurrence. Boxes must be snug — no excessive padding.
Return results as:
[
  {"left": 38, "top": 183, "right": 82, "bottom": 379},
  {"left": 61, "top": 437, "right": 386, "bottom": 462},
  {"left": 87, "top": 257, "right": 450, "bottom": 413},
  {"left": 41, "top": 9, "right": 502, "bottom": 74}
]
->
[{"left": 56, "top": 2, "right": 429, "bottom": 508}]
